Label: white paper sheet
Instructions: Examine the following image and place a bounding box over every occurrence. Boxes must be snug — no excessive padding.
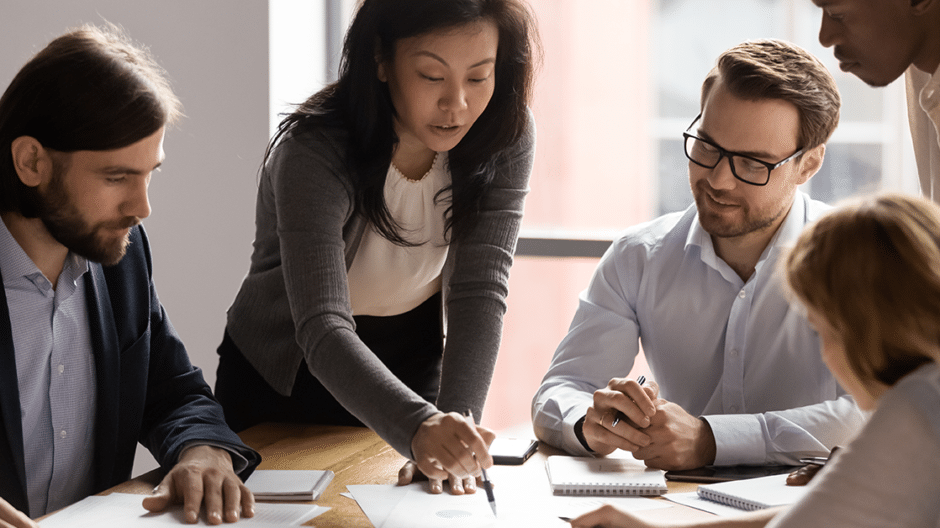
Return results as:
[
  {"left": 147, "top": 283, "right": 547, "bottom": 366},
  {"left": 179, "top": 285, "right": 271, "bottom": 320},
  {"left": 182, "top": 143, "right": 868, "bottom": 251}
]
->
[
  {"left": 40, "top": 492, "right": 327, "bottom": 527},
  {"left": 347, "top": 476, "right": 669, "bottom": 528}
]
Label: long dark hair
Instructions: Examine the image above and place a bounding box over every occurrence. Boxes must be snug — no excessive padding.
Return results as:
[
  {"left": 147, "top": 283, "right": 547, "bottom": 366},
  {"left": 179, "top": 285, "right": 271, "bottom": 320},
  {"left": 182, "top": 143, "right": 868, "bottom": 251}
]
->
[
  {"left": 0, "top": 23, "right": 181, "bottom": 217},
  {"left": 266, "top": 0, "right": 539, "bottom": 245}
]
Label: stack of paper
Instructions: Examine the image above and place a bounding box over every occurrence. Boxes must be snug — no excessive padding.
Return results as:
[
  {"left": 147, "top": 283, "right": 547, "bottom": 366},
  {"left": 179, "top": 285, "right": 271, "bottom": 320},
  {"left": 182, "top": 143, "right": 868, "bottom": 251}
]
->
[{"left": 245, "top": 469, "right": 334, "bottom": 501}]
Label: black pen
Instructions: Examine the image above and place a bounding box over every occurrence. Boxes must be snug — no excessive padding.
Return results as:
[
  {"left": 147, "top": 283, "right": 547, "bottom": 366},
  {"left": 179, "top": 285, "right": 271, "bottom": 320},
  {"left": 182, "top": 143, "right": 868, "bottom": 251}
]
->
[
  {"left": 611, "top": 375, "right": 646, "bottom": 428},
  {"left": 465, "top": 410, "right": 497, "bottom": 517}
]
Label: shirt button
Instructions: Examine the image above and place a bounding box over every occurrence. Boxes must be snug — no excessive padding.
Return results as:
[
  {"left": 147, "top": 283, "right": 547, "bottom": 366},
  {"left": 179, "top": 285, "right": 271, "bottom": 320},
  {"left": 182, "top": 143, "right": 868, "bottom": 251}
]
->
[
  {"left": 729, "top": 406, "right": 738, "bottom": 413},
  {"left": 60, "top": 430, "right": 67, "bottom": 439},
  {"left": 730, "top": 349, "right": 738, "bottom": 357},
  {"left": 738, "top": 289, "right": 746, "bottom": 299},
  {"left": 58, "top": 364, "right": 65, "bottom": 374}
]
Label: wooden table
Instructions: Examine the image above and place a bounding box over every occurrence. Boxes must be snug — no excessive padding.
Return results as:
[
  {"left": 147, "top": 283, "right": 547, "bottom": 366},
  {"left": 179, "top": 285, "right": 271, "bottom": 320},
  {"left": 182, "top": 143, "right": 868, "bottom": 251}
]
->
[{"left": 108, "top": 423, "right": 715, "bottom": 526}]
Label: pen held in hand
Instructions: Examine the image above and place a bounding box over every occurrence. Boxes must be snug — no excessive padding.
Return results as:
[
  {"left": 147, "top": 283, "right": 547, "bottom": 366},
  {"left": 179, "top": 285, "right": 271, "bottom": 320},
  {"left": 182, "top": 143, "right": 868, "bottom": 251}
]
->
[
  {"left": 611, "top": 375, "right": 646, "bottom": 428},
  {"left": 465, "top": 410, "right": 497, "bottom": 517}
]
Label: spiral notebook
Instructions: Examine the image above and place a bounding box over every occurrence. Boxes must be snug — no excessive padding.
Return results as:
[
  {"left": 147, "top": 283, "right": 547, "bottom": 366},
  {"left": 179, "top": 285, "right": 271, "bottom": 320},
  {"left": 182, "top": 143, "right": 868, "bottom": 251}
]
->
[
  {"left": 545, "top": 456, "right": 668, "bottom": 496},
  {"left": 696, "top": 473, "right": 809, "bottom": 511}
]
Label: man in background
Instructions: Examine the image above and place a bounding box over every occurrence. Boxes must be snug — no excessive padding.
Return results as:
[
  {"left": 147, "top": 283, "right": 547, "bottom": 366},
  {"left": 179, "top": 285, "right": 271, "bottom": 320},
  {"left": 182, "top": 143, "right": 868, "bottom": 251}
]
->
[{"left": 813, "top": 0, "right": 940, "bottom": 201}]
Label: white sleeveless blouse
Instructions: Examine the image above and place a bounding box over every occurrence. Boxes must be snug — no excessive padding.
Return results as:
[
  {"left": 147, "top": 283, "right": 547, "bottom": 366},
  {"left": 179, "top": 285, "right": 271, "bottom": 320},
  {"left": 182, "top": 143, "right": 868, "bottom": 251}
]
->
[{"left": 347, "top": 152, "right": 452, "bottom": 316}]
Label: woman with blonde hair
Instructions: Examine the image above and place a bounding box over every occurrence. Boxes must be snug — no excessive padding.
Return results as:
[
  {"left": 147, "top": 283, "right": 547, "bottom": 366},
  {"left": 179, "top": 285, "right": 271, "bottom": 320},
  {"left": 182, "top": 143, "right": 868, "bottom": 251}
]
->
[{"left": 570, "top": 193, "right": 940, "bottom": 527}]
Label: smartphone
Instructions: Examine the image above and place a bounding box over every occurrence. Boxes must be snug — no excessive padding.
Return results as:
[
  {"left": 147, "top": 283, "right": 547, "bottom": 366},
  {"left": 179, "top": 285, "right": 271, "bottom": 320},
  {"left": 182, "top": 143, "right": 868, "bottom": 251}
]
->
[
  {"left": 664, "top": 464, "right": 800, "bottom": 483},
  {"left": 489, "top": 438, "right": 538, "bottom": 465}
]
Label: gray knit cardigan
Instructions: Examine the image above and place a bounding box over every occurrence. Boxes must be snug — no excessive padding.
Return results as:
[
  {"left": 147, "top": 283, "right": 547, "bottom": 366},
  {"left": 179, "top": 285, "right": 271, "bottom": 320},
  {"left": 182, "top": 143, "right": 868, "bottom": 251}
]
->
[{"left": 225, "top": 113, "right": 535, "bottom": 457}]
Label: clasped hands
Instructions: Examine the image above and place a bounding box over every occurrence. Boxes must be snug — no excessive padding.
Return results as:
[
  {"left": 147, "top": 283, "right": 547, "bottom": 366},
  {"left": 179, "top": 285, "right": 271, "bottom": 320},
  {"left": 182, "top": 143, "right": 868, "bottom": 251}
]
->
[
  {"left": 398, "top": 411, "right": 495, "bottom": 494},
  {"left": 583, "top": 377, "right": 717, "bottom": 470}
]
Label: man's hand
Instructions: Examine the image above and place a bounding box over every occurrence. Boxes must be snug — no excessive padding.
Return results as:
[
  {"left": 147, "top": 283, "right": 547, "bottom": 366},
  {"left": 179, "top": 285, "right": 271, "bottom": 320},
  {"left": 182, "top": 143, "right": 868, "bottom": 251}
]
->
[
  {"left": 582, "top": 377, "right": 659, "bottom": 455},
  {"left": 404, "top": 412, "right": 495, "bottom": 494},
  {"left": 141, "top": 445, "right": 254, "bottom": 524},
  {"left": 0, "top": 497, "right": 37, "bottom": 528},
  {"left": 631, "top": 399, "right": 716, "bottom": 470}
]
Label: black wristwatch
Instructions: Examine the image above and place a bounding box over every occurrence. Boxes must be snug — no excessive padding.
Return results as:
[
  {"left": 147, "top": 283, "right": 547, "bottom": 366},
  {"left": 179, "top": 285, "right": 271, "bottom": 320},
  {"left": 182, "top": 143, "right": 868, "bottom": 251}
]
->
[{"left": 573, "top": 415, "right": 595, "bottom": 453}]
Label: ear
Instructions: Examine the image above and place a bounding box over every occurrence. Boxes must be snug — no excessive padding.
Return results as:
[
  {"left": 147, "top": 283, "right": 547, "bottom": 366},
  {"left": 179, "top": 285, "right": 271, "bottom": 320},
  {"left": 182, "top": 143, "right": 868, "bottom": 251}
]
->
[
  {"left": 795, "top": 143, "right": 826, "bottom": 186},
  {"left": 10, "top": 136, "right": 51, "bottom": 188},
  {"left": 911, "top": 0, "right": 939, "bottom": 16},
  {"left": 376, "top": 59, "right": 388, "bottom": 83}
]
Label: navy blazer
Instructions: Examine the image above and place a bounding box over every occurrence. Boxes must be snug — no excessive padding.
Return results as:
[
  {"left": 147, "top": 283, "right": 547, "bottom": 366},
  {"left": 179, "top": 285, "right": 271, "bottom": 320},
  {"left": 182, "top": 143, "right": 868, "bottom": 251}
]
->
[{"left": 0, "top": 226, "right": 259, "bottom": 514}]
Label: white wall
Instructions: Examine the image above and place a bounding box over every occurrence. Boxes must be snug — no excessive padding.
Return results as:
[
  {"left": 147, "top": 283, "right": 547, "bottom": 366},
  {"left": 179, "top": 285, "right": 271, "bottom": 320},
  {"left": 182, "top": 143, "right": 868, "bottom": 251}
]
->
[{"left": 0, "top": 0, "right": 272, "bottom": 474}]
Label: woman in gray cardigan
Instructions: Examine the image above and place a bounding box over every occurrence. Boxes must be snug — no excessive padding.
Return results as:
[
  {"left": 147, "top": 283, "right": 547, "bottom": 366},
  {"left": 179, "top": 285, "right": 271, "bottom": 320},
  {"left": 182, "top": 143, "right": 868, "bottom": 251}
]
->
[{"left": 215, "top": 0, "right": 540, "bottom": 495}]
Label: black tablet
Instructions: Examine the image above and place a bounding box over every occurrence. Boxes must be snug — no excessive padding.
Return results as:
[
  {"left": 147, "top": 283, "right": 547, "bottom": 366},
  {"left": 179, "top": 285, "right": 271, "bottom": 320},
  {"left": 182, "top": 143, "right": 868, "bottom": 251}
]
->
[{"left": 665, "top": 464, "right": 800, "bottom": 483}]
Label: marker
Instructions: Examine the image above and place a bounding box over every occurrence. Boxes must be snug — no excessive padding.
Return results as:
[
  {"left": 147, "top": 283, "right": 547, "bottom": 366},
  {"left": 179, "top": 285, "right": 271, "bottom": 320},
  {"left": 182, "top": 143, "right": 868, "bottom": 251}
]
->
[
  {"left": 466, "top": 410, "right": 497, "bottom": 517},
  {"left": 611, "top": 375, "right": 646, "bottom": 428}
]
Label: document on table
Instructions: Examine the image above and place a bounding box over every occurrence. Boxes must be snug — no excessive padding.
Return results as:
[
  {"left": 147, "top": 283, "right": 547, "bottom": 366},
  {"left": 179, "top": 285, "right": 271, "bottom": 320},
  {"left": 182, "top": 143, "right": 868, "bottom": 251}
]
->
[
  {"left": 39, "top": 492, "right": 327, "bottom": 527},
  {"left": 347, "top": 464, "right": 668, "bottom": 528}
]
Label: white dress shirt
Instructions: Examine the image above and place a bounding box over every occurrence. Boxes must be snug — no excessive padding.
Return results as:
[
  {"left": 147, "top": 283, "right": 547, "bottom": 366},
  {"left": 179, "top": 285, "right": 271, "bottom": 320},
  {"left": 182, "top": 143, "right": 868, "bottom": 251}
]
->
[
  {"left": 0, "top": 218, "right": 96, "bottom": 517},
  {"left": 532, "top": 192, "right": 866, "bottom": 465},
  {"left": 906, "top": 63, "right": 940, "bottom": 203}
]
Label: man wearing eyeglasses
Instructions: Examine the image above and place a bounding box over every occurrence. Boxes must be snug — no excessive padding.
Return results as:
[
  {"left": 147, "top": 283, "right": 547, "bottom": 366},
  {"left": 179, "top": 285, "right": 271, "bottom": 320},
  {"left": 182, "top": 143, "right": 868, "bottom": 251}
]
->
[{"left": 532, "top": 39, "right": 865, "bottom": 471}]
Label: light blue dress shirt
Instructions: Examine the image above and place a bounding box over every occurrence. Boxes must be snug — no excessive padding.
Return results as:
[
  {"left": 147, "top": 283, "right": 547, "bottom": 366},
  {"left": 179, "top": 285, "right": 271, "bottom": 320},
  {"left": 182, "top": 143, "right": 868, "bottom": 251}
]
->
[
  {"left": 0, "top": 218, "right": 96, "bottom": 517},
  {"left": 532, "top": 192, "right": 866, "bottom": 465}
]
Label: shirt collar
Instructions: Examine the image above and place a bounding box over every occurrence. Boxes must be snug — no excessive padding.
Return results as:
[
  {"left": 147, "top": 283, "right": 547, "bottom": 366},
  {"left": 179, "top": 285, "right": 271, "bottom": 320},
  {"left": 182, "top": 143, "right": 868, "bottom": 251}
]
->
[
  {"left": 685, "top": 192, "right": 806, "bottom": 270},
  {"left": 917, "top": 61, "right": 940, "bottom": 113},
  {"left": 0, "top": 216, "right": 89, "bottom": 294}
]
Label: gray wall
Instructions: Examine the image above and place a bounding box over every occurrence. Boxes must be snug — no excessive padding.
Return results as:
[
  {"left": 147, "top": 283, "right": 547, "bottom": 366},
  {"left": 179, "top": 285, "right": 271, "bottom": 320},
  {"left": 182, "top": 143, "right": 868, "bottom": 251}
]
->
[{"left": 1, "top": 1, "right": 270, "bottom": 473}]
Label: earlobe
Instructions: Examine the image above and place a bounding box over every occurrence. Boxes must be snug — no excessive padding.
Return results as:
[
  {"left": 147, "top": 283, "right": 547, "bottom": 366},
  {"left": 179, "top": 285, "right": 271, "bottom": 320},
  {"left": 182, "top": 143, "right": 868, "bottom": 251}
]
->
[
  {"left": 10, "top": 136, "right": 48, "bottom": 187},
  {"left": 797, "top": 144, "right": 826, "bottom": 185},
  {"left": 376, "top": 61, "right": 388, "bottom": 83}
]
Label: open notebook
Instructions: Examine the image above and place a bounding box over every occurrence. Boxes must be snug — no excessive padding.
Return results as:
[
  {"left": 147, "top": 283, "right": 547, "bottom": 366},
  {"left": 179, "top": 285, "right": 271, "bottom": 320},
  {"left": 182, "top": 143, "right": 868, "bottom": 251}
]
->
[
  {"left": 696, "top": 473, "right": 809, "bottom": 511},
  {"left": 545, "top": 456, "right": 668, "bottom": 496}
]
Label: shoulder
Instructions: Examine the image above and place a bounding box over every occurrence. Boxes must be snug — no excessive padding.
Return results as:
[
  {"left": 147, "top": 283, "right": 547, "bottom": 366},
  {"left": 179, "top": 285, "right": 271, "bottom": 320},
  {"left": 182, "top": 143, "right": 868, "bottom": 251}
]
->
[
  {"left": 880, "top": 363, "right": 940, "bottom": 438},
  {"left": 610, "top": 207, "right": 693, "bottom": 257},
  {"left": 490, "top": 107, "right": 536, "bottom": 186},
  {"left": 264, "top": 124, "right": 356, "bottom": 198}
]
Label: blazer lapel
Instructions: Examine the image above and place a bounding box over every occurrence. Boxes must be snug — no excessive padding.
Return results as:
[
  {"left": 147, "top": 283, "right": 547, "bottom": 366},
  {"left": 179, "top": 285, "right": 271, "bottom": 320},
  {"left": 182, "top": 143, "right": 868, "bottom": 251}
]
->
[
  {"left": 85, "top": 264, "right": 120, "bottom": 491},
  {"left": 0, "top": 273, "right": 28, "bottom": 512}
]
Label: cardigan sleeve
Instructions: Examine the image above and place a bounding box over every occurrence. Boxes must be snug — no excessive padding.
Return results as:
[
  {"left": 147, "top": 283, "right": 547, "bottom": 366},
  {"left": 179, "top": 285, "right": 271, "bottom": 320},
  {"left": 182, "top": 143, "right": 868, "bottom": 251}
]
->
[
  {"left": 434, "top": 110, "right": 536, "bottom": 421},
  {"left": 268, "top": 130, "right": 440, "bottom": 457}
]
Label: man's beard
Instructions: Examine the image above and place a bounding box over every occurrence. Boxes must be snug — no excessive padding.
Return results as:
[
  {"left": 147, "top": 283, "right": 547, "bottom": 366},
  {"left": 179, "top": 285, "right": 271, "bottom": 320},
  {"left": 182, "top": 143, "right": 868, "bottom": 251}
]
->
[{"left": 36, "top": 163, "right": 139, "bottom": 266}]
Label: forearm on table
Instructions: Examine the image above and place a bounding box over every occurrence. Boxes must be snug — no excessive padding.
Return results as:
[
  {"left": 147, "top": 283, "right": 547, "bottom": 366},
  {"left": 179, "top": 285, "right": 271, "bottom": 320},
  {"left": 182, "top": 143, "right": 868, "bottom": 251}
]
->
[
  {"left": 705, "top": 395, "right": 865, "bottom": 465},
  {"left": 304, "top": 326, "right": 439, "bottom": 457}
]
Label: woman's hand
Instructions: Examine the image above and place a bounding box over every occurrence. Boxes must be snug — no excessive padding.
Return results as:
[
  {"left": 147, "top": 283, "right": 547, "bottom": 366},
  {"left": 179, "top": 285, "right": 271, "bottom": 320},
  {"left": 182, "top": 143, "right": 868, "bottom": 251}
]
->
[
  {"left": 569, "top": 504, "right": 653, "bottom": 528},
  {"left": 400, "top": 412, "right": 495, "bottom": 494}
]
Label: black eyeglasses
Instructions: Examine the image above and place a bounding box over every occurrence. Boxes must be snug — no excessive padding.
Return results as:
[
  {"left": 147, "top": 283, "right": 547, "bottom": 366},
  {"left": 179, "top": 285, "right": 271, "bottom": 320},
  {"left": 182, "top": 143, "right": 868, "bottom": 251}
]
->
[{"left": 682, "top": 114, "right": 804, "bottom": 186}]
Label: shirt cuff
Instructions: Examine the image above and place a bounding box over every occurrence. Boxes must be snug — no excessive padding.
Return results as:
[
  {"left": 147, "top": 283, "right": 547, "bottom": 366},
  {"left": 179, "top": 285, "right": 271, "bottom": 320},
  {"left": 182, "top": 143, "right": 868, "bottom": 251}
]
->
[
  {"left": 702, "top": 414, "right": 766, "bottom": 466},
  {"left": 562, "top": 405, "right": 595, "bottom": 457},
  {"left": 179, "top": 441, "right": 251, "bottom": 475}
]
